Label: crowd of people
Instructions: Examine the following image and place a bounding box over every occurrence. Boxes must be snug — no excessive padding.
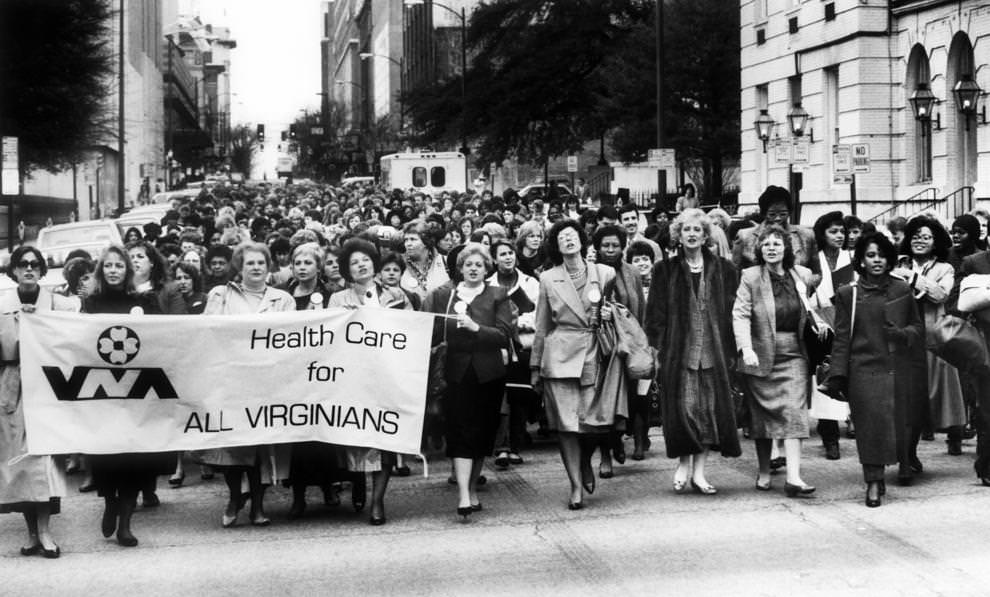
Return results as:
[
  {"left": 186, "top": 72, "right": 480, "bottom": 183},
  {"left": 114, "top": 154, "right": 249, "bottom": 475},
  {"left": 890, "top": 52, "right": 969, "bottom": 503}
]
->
[{"left": 3, "top": 177, "right": 990, "bottom": 557}]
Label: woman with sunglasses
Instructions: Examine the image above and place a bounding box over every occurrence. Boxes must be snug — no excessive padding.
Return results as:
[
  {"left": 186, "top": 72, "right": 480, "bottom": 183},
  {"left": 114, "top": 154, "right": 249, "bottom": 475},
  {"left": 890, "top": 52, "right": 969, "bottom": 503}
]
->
[{"left": 0, "top": 247, "right": 78, "bottom": 558}]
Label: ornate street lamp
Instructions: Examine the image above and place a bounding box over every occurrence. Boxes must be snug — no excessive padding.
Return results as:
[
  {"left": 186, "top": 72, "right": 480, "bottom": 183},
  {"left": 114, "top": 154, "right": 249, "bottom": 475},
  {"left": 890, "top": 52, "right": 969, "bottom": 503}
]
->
[
  {"left": 754, "top": 109, "right": 775, "bottom": 153},
  {"left": 909, "top": 82, "right": 938, "bottom": 136},
  {"left": 787, "top": 102, "right": 809, "bottom": 138},
  {"left": 953, "top": 74, "right": 982, "bottom": 131}
]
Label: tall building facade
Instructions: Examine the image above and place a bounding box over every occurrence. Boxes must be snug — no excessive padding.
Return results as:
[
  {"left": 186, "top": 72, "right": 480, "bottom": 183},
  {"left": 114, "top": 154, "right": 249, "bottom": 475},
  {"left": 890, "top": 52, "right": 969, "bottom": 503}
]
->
[{"left": 740, "top": 0, "right": 989, "bottom": 225}]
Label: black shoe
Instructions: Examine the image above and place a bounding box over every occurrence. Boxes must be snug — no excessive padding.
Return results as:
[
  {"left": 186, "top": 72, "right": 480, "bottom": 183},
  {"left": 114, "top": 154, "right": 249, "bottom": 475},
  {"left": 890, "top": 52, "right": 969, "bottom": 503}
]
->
[
  {"left": 784, "top": 482, "right": 816, "bottom": 498},
  {"left": 167, "top": 473, "right": 185, "bottom": 487},
  {"left": 457, "top": 506, "right": 473, "bottom": 519},
  {"left": 101, "top": 499, "right": 118, "bottom": 538},
  {"left": 981, "top": 477, "right": 990, "bottom": 487},
  {"left": 865, "top": 482, "right": 882, "bottom": 508},
  {"left": 494, "top": 452, "right": 509, "bottom": 469},
  {"left": 755, "top": 476, "right": 771, "bottom": 491},
  {"left": 78, "top": 482, "right": 96, "bottom": 493},
  {"left": 824, "top": 443, "right": 840, "bottom": 460},
  {"left": 507, "top": 453, "right": 523, "bottom": 465},
  {"left": 117, "top": 532, "right": 138, "bottom": 547},
  {"left": 41, "top": 545, "right": 60, "bottom": 559},
  {"left": 142, "top": 493, "right": 160, "bottom": 508},
  {"left": 598, "top": 466, "right": 614, "bottom": 480},
  {"left": 770, "top": 457, "right": 786, "bottom": 470},
  {"left": 369, "top": 515, "right": 387, "bottom": 526},
  {"left": 947, "top": 440, "right": 963, "bottom": 456},
  {"left": 393, "top": 465, "right": 411, "bottom": 477},
  {"left": 351, "top": 476, "right": 367, "bottom": 513},
  {"left": 477, "top": 474, "right": 487, "bottom": 486},
  {"left": 567, "top": 501, "right": 584, "bottom": 511},
  {"left": 470, "top": 502, "right": 482, "bottom": 512},
  {"left": 287, "top": 500, "right": 306, "bottom": 520},
  {"left": 20, "top": 544, "right": 40, "bottom": 556}
]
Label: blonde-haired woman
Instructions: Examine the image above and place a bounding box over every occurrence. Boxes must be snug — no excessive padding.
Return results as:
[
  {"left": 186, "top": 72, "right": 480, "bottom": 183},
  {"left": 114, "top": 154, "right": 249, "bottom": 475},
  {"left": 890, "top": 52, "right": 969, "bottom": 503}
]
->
[{"left": 645, "top": 208, "right": 740, "bottom": 494}]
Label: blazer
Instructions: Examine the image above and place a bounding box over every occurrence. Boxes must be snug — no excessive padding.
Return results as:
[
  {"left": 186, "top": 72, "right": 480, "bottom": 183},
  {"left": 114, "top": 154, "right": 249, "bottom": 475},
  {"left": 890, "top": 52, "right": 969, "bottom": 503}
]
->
[
  {"left": 204, "top": 283, "right": 296, "bottom": 315},
  {"left": 327, "top": 284, "right": 411, "bottom": 310},
  {"left": 732, "top": 264, "right": 814, "bottom": 377},
  {"left": 531, "top": 262, "right": 615, "bottom": 379},
  {"left": 423, "top": 283, "right": 513, "bottom": 385},
  {"left": 732, "top": 223, "right": 819, "bottom": 275}
]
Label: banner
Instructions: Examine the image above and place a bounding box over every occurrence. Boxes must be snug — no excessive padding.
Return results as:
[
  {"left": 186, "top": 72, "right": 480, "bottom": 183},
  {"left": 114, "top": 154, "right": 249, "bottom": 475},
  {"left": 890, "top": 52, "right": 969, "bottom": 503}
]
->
[{"left": 19, "top": 309, "right": 435, "bottom": 455}]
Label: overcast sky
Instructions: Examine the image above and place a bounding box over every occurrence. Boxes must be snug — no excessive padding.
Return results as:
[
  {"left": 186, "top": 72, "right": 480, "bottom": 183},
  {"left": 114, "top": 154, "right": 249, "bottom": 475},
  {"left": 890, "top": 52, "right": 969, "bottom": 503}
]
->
[{"left": 187, "top": 0, "right": 324, "bottom": 130}]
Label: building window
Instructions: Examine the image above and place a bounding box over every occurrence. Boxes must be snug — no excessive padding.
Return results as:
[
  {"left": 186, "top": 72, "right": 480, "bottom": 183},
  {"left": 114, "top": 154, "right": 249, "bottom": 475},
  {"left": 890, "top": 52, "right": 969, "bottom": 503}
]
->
[
  {"left": 824, "top": 66, "right": 840, "bottom": 181},
  {"left": 788, "top": 17, "right": 799, "bottom": 34},
  {"left": 825, "top": 3, "right": 836, "bottom": 21},
  {"left": 757, "top": 29, "right": 766, "bottom": 45},
  {"left": 754, "top": 0, "right": 768, "bottom": 23}
]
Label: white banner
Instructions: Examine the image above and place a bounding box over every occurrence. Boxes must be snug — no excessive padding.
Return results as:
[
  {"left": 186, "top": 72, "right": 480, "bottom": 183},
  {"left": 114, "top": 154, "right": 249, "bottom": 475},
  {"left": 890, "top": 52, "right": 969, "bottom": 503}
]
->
[{"left": 20, "top": 309, "right": 435, "bottom": 455}]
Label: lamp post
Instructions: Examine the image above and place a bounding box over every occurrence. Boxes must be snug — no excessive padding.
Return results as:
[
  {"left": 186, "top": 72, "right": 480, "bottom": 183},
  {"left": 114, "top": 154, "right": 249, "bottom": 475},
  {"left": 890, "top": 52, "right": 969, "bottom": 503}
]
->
[
  {"left": 359, "top": 52, "right": 405, "bottom": 134},
  {"left": 754, "top": 109, "right": 775, "bottom": 153},
  {"left": 953, "top": 73, "right": 981, "bottom": 132},
  {"left": 787, "top": 102, "right": 809, "bottom": 139},
  {"left": 909, "top": 82, "right": 937, "bottom": 135},
  {"left": 403, "top": 0, "right": 468, "bottom": 161}
]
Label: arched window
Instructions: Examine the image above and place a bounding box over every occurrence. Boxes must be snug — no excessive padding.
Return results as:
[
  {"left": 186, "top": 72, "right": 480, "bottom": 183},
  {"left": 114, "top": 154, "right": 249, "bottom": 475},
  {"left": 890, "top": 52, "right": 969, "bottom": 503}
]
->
[{"left": 906, "top": 45, "right": 932, "bottom": 182}]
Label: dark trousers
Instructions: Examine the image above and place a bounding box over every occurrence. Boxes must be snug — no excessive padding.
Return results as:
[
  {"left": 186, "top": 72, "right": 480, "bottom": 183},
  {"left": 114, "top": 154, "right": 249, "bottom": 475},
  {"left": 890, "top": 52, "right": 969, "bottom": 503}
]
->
[
  {"left": 494, "top": 387, "right": 533, "bottom": 454},
  {"left": 974, "top": 373, "right": 990, "bottom": 478},
  {"left": 818, "top": 419, "right": 840, "bottom": 444}
]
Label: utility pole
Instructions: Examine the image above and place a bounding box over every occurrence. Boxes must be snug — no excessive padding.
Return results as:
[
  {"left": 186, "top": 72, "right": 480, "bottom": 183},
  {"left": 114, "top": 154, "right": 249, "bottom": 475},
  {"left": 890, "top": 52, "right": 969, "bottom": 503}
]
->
[
  {"left": 655, "top": 0, "right": 666, "bottom": 209},
  {"left": 117, "top": 0, "right": 125, "bottom": 215}
]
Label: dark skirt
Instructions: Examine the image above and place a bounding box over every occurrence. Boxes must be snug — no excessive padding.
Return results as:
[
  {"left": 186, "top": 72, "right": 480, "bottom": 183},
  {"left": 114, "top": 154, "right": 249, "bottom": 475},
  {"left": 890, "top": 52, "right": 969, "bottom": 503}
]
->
[
  {"left": 91, "top": 452, "right": 174, "bottom": 497},
  {"left": 444, "top": 369, "right": 505, "bottom": 459},
  {"left": 0, "top": 497, "right": 61, "bottom": 515},
  {"left": 287, "top": 442, "right": 349, "bottom": 486}
]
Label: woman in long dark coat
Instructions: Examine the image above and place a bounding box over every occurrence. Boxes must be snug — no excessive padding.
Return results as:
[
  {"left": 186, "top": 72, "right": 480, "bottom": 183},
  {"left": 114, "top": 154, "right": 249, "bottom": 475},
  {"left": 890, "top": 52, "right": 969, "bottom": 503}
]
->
[
  {"left": 645, "top": 208, "right": 740, "bottom": 494},
  {"left": 825, "top": 232, "right": 927, "bottom": 507}
]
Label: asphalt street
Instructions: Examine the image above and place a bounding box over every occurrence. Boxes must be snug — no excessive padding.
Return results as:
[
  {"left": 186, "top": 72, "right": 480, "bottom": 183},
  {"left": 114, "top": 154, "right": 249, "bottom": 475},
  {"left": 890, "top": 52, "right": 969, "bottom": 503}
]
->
[{"left": 3, "top": 429, "right": 990, "bottom": 597}]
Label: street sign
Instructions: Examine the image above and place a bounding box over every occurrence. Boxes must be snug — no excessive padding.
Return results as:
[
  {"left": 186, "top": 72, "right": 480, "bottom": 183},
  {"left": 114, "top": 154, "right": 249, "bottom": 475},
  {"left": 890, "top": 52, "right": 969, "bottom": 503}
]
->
[
  {"left": 648, "top": 148, "right": 675, "bottom": 169},
  {"left": 566, "top": 155, "right": 578, "bottom": 173},
  {"left": 832, "top": 144, "right": 853, "bottom": 185},
  {"left": 2, "top": 136, "right": 18, "bottom": 195},
  {"left": 773, "top": 139, "right": 791, "bottom": 164},
  {"left": 792, "top": 137, "right": 810, "bottom": 164},
  {"left": 851, "top": 143, "right": 870, "bottom": 173},
  {"left": 2, "top": 137, "right": 17, "bottom": 169},
  {"left": 310, "top": 126, "right": 324, "bottom": 136}
]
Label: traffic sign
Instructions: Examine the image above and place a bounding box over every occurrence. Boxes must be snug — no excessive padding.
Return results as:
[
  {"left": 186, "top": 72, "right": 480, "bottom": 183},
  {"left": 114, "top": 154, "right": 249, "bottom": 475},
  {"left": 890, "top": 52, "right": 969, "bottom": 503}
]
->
[
  {"left": 2, "top": 137, "right": 17, "bottom": 170},
  {"left": 852, "top": 143, "right": 870, "bottom": 173},
  {"left": 833, "top": 144, "right": 852, "bottom": 173},
  {"left": 773, "top": 139, "right": 791, "bottom": 164},
  {"left": 648, "top": 148, "right": 675, "bottom": 169},
  {"left": 566, "top": 155, "right": 578, "bottom": 173},
  {"left": 791, "top": 137, "right": 810, "bottom": 164}
]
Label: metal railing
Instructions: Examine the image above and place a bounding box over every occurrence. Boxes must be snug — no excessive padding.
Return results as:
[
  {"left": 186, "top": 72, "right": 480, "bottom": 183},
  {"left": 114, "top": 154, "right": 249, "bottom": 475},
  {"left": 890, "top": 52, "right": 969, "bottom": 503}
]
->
[
  {"left": 867, "top": 187, "right": 937, "bottom": 225},
  {"left": 929, "top": 186, "right": 975, "bottom": 223},
  {"left": 585, "top": 168, "right": 612, "bottom": 201}
]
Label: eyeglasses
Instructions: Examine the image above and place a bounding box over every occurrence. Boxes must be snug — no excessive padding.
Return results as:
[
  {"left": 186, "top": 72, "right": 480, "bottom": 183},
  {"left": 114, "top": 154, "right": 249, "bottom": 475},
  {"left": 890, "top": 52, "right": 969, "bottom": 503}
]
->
[{"left": 15, "top": 260, "right": 41, "bottom": 269}]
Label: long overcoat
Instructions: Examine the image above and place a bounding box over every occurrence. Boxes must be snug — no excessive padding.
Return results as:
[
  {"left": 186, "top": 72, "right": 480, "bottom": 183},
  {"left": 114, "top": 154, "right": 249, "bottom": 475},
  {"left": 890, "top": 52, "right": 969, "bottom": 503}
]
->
[
  {"left": 829, "top": 276, "right": 927, "bottom": 465},
  {"left": 644, "top": 249, "right": 741, "bottom": 458}
]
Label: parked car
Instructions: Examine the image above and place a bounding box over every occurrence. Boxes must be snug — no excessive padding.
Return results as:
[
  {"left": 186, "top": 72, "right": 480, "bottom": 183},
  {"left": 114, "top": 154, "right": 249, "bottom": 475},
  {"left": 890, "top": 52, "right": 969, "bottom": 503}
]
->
[
  {"left": 517, "top": 182, "right": 574, "bottom": 202},
  {"left": 35, "top": 220, "right": 123, "bottom": 268},
  {"left": 115, "top": 204, "right": 171, "bottom": 236}
]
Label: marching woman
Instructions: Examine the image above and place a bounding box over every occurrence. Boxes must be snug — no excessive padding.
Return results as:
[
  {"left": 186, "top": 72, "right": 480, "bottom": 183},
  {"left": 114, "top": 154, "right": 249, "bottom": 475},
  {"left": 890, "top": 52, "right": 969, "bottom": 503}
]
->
[
  {"left": 824, "top": 232, "right": 926, "bottom": 506},
  {"left": 811, "top": 211, "right": 855, "bottom": 460},
  {"left": 201, "top": 242, "right": 295, "bottom": 528},
  {"left": 487, "top": 239, "right": 540, "bottom": 469},
  {"left": 892, "top": 216, "right": 962, "bottom": 462},
  {"left": 400, "top": 220, "right": 450, "bottom": 303},
  {"left": 425, "top": 242, "right": 513, "bottom": 519},
  {"left": 83, "top": 245, "right": 171, "bottom": 547},
  {"left": 531, "top": 220, "right": 617, "bottom": 510},
  {"left": 590, "top": 225, "right": 646, "bottom": 476},
  {"left": 328, "top": 238, "right": 414, "bottom": 525},
  {"left": 645, "top": 208, "right": 740, "bottom": 494},
  {"left": 0, "top": 246, "right": 77, "bottom": 558},
  {"left": 733, "top": 226, "right": 819, "bottom": 496},
  {"left": 282, "top": 242, "right": 347, "bottom": 518},
  {"left": 626, "top": 241, "right": 659, "bottom": 459}
]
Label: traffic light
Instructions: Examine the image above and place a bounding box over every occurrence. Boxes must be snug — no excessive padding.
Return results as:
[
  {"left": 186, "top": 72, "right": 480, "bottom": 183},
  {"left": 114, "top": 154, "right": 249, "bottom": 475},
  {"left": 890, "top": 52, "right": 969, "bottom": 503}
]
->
[
  {"left": 281, "top": 131, "right": 287, "bottom": 142},
  {"left": 289, "top": 124, "right": 297, "bottom": 140},
  {"left": 257, "top": 124, "right": 265, "bottom": 142}
]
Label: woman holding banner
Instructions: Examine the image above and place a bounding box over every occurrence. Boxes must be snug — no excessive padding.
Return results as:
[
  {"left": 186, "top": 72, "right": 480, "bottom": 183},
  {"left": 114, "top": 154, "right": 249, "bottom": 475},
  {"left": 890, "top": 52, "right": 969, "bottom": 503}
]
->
[
  {"left": 328, "top": 238, "right": 413, "bottom": 526},
  {"left": 83, "top": 244, "right": 172, "bottom": 547},
  {"left": 201, "top": 242, "right": 295, "bottom": 529},
  {"left": 0, "top": 246, "right": 77, "bottom": 558},
  {"left": 424, "top": 242, "right": 513, "bottom": 520},
  {"left": 281, "top": 242, "right": 347, "bottom": 519}
]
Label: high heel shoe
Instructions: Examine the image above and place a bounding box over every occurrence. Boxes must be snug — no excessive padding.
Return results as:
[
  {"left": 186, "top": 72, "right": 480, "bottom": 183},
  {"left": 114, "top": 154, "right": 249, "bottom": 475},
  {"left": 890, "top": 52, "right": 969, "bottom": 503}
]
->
[
  {"left": 581, "top": 462, "right": 596, "bottom": 495},
  {"left": 102, "top": 498, "right": 119, "bottom": 537},
  {"left": 755, "top": 476, "right": 771, "bottom": 491},
  {"left": 41, "top": 544, "right": 61, "bottom": 559},
  {"left": 369, "top": 502, "right": 387, "bottom": 526},
  {"left": 470, "top": 502, "right": 483, "bottom": 512},
  {"left": 691, "top": 479, "right": 717, "bottom": 495},
  {"left": 865, "top": 482, "right": 882, "bottom": 508},
  {"left": 20, "top": 544, "right": 40, "bottom": 556},
  {"left": 168, "top": 473, "right": 185, "bottom": 487},
  {"left": 250, "top": 513, "right": 271, "bottom": 527},
  {"left": 457, "top": 506, "right": 473, "bottom": 519},
  {"left": 784, "top": 482, "right": 816, "bottom": 497},
  {"left": 598, "top": 465, "right": 614, "bottom": 480},
  {"left": 351, "top": 476, "right": 367, "bottom": 513},
  {"left": 567, "top": 501, "right": 584, "bottom": 511}
]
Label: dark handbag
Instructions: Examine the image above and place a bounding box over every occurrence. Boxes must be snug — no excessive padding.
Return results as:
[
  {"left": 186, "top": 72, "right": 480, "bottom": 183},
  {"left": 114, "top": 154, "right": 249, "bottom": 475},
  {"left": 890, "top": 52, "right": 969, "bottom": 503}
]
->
[
  {"left": 926, "top": 314, "right": 990, "bottom": 376},
  {"left": 424, "top": 292, "right": 455, "bottom": 447}
]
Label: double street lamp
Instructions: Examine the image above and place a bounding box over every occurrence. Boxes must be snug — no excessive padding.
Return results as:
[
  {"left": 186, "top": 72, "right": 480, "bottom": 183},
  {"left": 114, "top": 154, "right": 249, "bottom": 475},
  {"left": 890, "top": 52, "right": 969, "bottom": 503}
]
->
[
  {"left": 403, "top": 0, "right": 468, "bottom": 158},
  {"left": 359, "top": 52, "right": 405, "bottom": 133}
]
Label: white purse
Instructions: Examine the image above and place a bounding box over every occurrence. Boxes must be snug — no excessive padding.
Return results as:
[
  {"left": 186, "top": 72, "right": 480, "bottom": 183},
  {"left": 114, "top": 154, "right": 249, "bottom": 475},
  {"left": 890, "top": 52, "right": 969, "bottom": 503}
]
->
[{"left": 957, "top": 274, "right": 990, "bottom": 313}]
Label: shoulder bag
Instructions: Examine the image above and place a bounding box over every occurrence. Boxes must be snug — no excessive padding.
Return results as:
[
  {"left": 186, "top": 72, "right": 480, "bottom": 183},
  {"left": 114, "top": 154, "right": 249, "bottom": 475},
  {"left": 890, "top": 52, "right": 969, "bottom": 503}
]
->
[{"left": 791, "top": 269, "right": 834, "bottom": 374}]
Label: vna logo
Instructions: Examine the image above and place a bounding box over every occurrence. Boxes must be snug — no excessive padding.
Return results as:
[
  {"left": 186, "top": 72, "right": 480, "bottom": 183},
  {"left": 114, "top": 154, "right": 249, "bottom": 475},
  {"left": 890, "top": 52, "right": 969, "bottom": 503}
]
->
[{"left": 42, "top": 326, "right": 179, "bottom": 401}]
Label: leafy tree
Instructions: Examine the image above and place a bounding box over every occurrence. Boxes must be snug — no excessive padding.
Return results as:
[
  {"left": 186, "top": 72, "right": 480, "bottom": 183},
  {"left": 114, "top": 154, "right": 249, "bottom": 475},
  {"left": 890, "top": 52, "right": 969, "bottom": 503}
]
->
[
  {"left": 287, "top": 100, "right": 348, "bottom": 182},
  {"left": 228, "top": 124, "right": 256, "bottom": 179},
  {"left": 403, "top": 0, "right": 653, "bottom": 167},
  {"left": 0, "top": 0, "right": 116, "bottom": 173}
]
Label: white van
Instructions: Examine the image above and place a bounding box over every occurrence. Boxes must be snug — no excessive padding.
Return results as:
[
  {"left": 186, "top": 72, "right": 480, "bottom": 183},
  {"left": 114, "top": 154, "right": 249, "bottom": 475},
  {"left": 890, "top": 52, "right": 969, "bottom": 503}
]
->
[{"left": 380, "top": 151, "right": 467, "bottom": 195}]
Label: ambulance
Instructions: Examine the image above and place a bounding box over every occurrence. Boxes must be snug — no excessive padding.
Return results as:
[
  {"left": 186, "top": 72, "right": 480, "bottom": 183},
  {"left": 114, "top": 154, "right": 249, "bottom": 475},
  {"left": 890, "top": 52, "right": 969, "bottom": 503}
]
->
[{"left": 379, "top": 151, "right": 467, "bottom": 195}]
